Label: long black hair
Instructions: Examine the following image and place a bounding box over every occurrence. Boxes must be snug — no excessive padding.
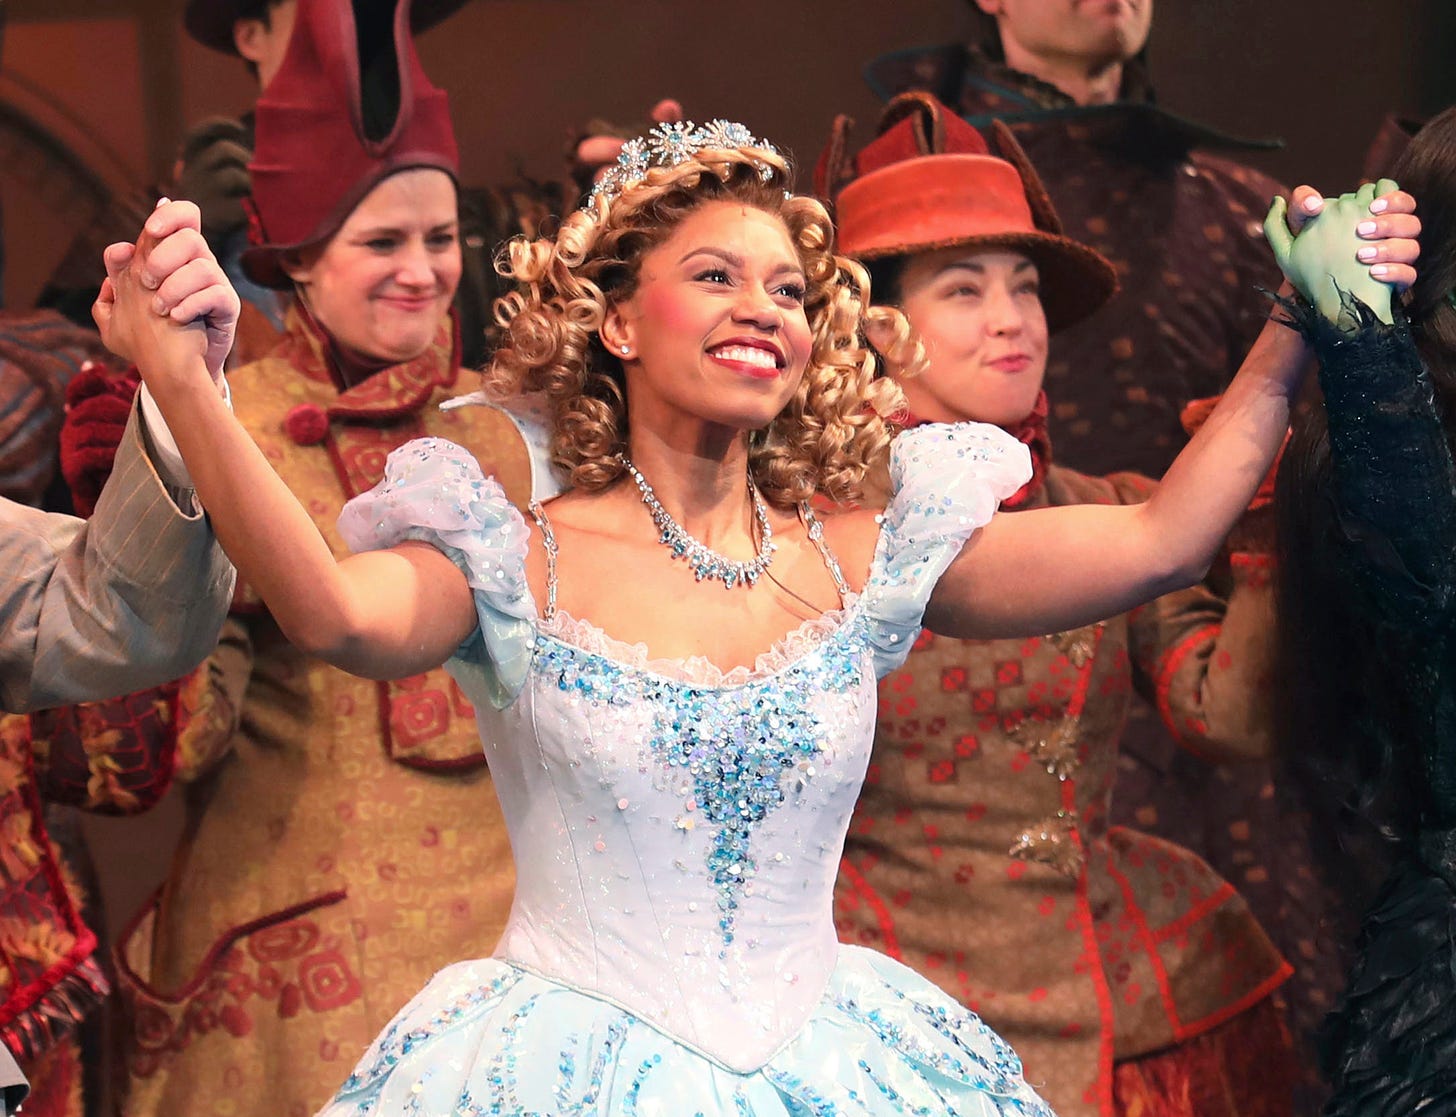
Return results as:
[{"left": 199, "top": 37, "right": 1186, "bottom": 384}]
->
[{"left": 1275, "top": 106, "right": 1456, "bottom": 904}]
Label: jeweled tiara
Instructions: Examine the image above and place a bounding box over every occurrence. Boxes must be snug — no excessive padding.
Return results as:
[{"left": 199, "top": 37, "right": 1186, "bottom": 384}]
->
[{"left": 585, "top": 119, "right": 781, "bottom": 209}]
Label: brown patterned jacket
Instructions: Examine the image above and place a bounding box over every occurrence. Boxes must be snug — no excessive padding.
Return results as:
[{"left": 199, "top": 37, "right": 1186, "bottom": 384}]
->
[
  {"left": 836, "top": 462, "right": 1286, "bottom": 1117},
  {"left": 62, "top": 306, "right": 533, "bottom": 1117}
]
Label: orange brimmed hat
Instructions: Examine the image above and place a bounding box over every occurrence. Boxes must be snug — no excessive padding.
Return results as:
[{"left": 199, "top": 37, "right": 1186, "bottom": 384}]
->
[
  {"left": 817, "top": 92, "right": 1116, "bottom": 331},
  {"left": 240, "top": 0, "right": 460, "bottom": 288}
]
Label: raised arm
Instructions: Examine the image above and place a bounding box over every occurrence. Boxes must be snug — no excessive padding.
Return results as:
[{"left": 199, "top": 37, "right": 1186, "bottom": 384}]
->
[
  {"left": 95, "top": 201, "right": 477, "bottom": 680},
  {"left": 924, "top": 183, "right": 1420, "bottom": 640},
  {"left": 1292, "top": 293, "right": 1455, "bottom": 629}
]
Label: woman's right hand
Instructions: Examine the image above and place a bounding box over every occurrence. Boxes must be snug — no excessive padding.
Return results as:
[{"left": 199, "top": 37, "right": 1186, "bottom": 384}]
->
[{"left": 93, "top": 199, "right": 240, "bottom": 385}]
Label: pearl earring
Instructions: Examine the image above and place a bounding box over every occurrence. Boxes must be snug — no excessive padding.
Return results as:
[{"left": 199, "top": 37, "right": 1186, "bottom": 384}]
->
[{"left": 619, "top": 344, "right": 631, "bottom": 356}]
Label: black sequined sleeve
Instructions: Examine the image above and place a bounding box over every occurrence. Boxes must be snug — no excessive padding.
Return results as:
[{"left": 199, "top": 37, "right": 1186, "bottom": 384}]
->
[
  {"left": 1286, "top": 293, "right": 1456, "bottom": 835},
  {"left": 1288, "top": 294, "right": 1456, "bottom": 633}
]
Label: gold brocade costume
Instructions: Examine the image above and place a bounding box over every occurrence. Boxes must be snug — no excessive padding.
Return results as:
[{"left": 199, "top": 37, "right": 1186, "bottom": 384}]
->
[
  {"left": 835, "top": 463, "right": 1290, "bottom": 1117},
  {"left": 113, "top": 305, "right": 530, "bottom": 1117}
]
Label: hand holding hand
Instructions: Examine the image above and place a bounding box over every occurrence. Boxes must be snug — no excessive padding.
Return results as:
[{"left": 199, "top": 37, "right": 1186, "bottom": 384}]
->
[
  {"left": 93, "top": 199, "right": 240, "bottom": 383},
  {"left": 1264, "top": 179, "right": 1420, "bottom": 326}
]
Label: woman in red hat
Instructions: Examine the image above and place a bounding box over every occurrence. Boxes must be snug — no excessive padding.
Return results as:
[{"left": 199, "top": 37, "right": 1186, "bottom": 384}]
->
[
  {"left": 71, "top": 2, "right": 532, "bottom": 1115},
  {"left": 93, "top": 112, "right": 1413, "bottom": 1113},
  {"left": 820, "top": 92, "right": 1404, "bottom": 1117}
]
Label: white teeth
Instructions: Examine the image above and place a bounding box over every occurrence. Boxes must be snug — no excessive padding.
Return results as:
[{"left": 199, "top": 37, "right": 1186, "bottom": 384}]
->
[{"left": 712, "top": 345, "right": 777, "bottom": 368}]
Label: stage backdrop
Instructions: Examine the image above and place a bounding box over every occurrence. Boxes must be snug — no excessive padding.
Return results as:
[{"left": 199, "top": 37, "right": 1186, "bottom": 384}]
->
[{"left": 1, "top": 0, "right": 1445, "bottom": 308}]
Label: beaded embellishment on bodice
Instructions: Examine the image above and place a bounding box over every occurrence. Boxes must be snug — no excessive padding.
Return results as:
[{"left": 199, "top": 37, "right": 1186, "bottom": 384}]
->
[
  {"left": 477, "top": 611, "right": 878, "bottom": 1069},
  {"left": 333, "top": 420, "right": 1033, "bottom": 1074},
  {"left": 451, "top": 495, "right": 877, "bottom": 1070},
  {"left": 533, "top": 610, "right": 866, "bottom": 954}
]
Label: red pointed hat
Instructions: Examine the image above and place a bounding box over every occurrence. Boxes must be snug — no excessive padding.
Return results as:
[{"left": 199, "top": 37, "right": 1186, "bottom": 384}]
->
[
  {"left": 818, "top": 92, "right": 1116, "bottom": 332},
  {"left": 184, "top": 0, "right": 471, "bottom": 56},
  {"left": 241, "top": 0, "right": 460, "bottom": 288}
]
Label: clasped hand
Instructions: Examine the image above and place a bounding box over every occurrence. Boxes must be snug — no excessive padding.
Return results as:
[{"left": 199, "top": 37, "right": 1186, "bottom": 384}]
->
[
  {"left": 93, "top": 199, "right": 240, "bottom": 384},
  {"left": 1266, "top": 180, "right": 1420, "bottom": 326}
]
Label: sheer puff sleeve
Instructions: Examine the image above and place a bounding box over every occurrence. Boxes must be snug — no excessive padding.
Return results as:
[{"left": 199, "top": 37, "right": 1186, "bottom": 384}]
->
[
  {"left": 862, "top": 421, "right": 1032, "bottom": 677},
  {"left": 337, "top": 437, "right": 537, "bottom": 708}
]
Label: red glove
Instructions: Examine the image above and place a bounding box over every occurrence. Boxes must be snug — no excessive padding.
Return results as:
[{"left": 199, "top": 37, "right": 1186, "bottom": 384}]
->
[{"left": 60, "top": 360, "right": 141, "bottom": 518}]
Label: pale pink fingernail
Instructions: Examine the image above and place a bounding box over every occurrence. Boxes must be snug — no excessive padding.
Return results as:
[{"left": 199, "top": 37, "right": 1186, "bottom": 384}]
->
[
  {"left": 1357, "top": 220, "right": 1377, "bottom": 236},
  {"left": 1303, "top": 196, "right": 1323, "bottom": 213},
  {"left": 1371, "top": 264, "right": 1390, "bottom": 276},
  {"left": 1370, "top": 198, "right": 1389, "bottom": 214},
  {"left": 154, "top": 196, "right": 171, "bottom": 209}
]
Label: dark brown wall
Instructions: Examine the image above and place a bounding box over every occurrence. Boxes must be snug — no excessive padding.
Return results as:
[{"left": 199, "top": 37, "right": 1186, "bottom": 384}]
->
[{"left": 4, "top": 1, "right": 1443, "bottom": 305}]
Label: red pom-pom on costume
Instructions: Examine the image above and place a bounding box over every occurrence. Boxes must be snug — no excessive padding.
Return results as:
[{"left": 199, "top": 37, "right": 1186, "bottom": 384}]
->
[
  {"left": 60, "top": 360, "right": 141, "bottom": 518},
  {"left": 283, "top": 403, "right": 330, "bottom": 445}
]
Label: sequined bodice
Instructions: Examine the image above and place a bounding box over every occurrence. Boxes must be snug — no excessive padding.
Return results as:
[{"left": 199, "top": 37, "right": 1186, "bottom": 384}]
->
[
  {"left": 445, "top": 605, "right": 875, "bottom": 1069},
  {"left": 335, "top": 420, "right": 1032, "bottom": 1073}
]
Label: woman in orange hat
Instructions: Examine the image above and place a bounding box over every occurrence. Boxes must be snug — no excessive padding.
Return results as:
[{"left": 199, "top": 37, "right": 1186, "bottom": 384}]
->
[
  {"left": 94, "top": 110, "right": 1414, "bottom": 1114},
  {"left": 820, "top": 92, "right": 1403, "bottom": 1117}
]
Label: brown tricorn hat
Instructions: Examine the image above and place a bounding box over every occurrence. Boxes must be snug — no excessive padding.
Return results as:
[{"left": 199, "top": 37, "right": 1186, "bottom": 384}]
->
[
  {"left": 818, "top": 92, "right": 1117, "bottom": 332},
  {"left": 183, "top": 0, "right": 471, "bottom": 56}
]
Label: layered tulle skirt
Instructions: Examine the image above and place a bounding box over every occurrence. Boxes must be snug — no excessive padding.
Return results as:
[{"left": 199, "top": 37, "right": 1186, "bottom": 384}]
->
[{"left": 319, "top": 944, "right": 1054, "bottom": 1116}]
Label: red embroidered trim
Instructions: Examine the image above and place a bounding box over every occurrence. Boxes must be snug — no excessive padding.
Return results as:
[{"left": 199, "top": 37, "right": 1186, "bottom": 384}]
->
[
  {"left": 1174, "top": 963, "right": 1294, "bottom": 1040},
  {"left": 0, "top": 742, "right": 104, "bottom": 1045},
  {"left": 1104, "top": 849, "right": 1183, "bottom": 1037},
  {"left": 1150, "top": 881, "right": 1239, "bottom": 944},
  {"left": 0, "top": 934, "right": 99, "bottom": 1027},
  {"left": 1064, "top": 628, "right": 1114, "bottom": 1113},
  {"left": 1067, "top": 627, "right": 1104, "bottom": 721},
  {"left": 386, "top": 749, "right": 490, "bottom": 774},
  {"left": 1153, "top": 623, "right": 1221, "bottom": 760},
  {"left": 1228, "top": 553, "right": 1273, "bottom": 571},
  {"left": 836, "top": 858, "right": 902, "bottom": 960},
  {"left": 1074, "top": 835, "right": 1117, "bottom": 1116},
  {"left": 1101, "top": 830, "right": 1295, "bottom": 1044},
  {"left": 114, "top": 888, "right": 348, "bottom": 1004}
]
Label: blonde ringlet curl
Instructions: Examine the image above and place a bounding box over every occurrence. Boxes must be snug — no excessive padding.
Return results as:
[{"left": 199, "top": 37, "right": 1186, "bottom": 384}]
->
[{"left": 483, "top": 144, "right": 909, "bottom": 509}]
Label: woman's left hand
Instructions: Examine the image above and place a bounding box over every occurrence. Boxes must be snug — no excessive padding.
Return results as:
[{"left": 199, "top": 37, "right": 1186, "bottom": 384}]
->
[{"left": 1265, "top": 179, "right": 1419, "bottom": 325}]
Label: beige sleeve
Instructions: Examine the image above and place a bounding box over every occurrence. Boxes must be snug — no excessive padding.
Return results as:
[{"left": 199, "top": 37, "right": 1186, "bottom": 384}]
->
[{"left": 0, "top": 402, "right": 235, "bottom": 713}]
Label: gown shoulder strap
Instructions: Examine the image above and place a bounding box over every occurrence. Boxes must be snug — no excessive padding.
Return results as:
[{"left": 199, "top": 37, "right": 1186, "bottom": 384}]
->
[{"left": 527, "top": 500, "right": 560, "bottom": 621}]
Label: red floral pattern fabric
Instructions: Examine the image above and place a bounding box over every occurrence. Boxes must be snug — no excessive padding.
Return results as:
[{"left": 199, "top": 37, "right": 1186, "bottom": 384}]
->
[{"left": 836, "top": 463, "right": 1289, "bottom": 1117}]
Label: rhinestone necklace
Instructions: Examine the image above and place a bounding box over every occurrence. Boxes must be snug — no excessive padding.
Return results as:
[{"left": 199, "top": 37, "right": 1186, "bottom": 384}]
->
[{"left": 618, "top": 455, "right": 776, "bottom": 589}]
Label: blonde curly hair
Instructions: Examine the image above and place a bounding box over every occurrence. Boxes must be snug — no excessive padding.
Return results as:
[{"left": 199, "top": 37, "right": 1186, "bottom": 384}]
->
[{"left": 483, "top": 144, "right": 916, "bottom": 509}]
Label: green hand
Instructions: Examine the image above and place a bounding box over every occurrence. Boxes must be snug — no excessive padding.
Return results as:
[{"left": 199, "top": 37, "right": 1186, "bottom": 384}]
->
[{"left": 1264, "top": 178, "right": 1399, "bottom": 327}]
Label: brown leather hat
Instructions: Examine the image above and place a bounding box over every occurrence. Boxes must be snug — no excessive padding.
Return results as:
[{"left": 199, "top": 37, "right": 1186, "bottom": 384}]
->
[
  {"left": 184, "top": 0, "right": 471, "bottom": 55},
  {"left": 818, "top": 92, "right": 1117, "bottom": 332}
]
